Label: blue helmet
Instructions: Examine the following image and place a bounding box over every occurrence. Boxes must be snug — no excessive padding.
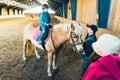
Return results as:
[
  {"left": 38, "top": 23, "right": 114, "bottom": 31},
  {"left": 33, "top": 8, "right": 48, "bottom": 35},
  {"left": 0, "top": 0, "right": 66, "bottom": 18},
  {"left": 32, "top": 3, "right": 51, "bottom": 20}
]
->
[{"left": 42, "top": 4, "right": 49, "bottom": 10}]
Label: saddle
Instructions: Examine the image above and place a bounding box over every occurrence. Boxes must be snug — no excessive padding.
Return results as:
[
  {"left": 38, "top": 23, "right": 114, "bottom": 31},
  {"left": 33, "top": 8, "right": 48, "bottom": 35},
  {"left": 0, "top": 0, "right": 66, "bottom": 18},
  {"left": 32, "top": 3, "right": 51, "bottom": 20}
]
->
[
  {"left": 33, "top": 28, "right": 51, "bottom": 42},
  {"left": 33, "top": 27, "right": 52, "bottom": 50}
]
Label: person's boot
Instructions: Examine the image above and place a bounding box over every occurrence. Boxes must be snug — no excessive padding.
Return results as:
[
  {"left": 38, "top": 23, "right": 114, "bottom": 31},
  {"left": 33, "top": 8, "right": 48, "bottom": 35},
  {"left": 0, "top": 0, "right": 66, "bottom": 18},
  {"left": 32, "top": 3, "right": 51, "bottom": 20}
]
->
[{"left": 38, "top": 41, "right": 46, "bottom": 50}]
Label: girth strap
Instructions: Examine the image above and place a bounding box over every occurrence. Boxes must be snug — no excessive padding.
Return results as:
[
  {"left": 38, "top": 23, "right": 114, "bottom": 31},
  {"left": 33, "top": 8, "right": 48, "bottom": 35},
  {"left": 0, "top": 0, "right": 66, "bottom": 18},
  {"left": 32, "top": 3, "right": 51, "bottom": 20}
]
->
[{"left": 51, "top": 29, "right": 57, "bottom": 50}]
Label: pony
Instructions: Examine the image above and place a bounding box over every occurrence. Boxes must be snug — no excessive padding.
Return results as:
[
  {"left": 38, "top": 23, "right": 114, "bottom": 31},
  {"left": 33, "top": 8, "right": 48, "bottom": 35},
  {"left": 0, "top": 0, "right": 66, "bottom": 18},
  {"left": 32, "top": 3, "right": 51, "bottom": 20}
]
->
[{"left": 23, "top": 22, "right": 83, "bottom": 77}]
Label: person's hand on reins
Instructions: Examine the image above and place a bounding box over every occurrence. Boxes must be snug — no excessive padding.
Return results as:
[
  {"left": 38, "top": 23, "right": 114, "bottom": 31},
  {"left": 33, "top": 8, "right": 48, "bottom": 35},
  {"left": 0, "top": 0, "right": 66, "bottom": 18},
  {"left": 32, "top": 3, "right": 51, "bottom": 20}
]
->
[{"left": 47, "top": 23, "right": 52, "bottom": 26}]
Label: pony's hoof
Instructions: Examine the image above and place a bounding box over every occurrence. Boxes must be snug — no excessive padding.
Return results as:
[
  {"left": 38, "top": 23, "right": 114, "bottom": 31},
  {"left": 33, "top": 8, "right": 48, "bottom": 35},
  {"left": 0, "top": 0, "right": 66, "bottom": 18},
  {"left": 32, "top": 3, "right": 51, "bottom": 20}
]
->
[
  {"left": 23, "top": 59, "right": 27, "bottom": 64},
  {"left": 36, "top": 58, "right": 40, "bottom": 62},
  {"left": 47, "top": 76, "right": 53, "bottom": 80},
  {"left": 54, "top": 68, "right": 58, "bottom": 73},
  {"left": 36, "top": 56, "right": 40, "bottom": 62},
  {"left": 23, "top": 61, "right": 26, "bottom": 64},
  {"left": 53, "top": 68, "right": 59, "bottom": 77}
]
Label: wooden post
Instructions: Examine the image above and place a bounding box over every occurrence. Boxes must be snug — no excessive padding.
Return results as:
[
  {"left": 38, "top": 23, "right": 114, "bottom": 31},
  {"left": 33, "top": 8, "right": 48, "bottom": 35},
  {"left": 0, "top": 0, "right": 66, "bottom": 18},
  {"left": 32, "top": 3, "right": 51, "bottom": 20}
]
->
[
  {"left": 7, "top": 8, "right": 9, "bottom": 15},
  {"left": 13, "top": 9, "right": 15, "bottom": 15},
  {"left": 70, "top": 0, "right": 77, "bottom": 20},
  {"left": 2, "top": 7, "right": 7, "bottom": 16},
  {"left": 107, "top": 0, "right": 117, "bottom": 30},
  {"left": 62, "top": 3, "right": 68, "bottom": 18},
  {"left": 0, "top": 7, "right": 1, "bottom": 15}
]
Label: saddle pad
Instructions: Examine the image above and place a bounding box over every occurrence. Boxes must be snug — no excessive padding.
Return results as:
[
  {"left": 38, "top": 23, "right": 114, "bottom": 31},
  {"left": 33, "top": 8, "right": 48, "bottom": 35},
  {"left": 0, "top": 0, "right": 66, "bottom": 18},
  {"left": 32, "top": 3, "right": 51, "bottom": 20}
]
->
[{"left": 33, "top": 28, "right": 51, "bottom": 43}]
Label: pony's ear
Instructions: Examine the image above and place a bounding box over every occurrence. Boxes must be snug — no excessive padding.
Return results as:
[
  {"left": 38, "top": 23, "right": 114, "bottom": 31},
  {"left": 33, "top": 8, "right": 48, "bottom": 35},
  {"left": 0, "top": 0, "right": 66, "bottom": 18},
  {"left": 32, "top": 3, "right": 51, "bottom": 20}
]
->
[{"left": 70, "top": 23, "right": 75, "bottom": 30}]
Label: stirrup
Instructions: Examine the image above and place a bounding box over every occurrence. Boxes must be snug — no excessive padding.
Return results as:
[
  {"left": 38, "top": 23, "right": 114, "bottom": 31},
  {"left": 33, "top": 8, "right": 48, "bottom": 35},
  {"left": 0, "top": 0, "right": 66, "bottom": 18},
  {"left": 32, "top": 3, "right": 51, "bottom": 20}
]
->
[{"left": 39, "top": 42, "right": 46, "bottom": 51}]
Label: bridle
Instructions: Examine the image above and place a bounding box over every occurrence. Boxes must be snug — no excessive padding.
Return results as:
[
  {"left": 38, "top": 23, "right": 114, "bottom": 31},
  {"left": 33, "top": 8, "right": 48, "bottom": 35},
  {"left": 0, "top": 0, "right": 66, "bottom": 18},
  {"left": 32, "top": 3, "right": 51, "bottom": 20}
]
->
[
  {"left": 70, "top": 31, "right": 83, "bottom": 52},
  {"left": 51, "top": 29, "right": 83, "bottom": 52}
]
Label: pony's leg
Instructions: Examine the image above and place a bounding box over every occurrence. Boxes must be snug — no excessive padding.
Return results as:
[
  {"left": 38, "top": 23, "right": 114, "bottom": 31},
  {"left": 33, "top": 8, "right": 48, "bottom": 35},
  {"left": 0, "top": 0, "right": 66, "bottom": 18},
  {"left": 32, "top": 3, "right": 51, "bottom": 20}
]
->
[
  {"left": 47, "top": 52, "right": 53, "bottom": 76},
  {"left": 52, "top": 53, "right": 57, "bottom": 70},
  {"left": 34, "top": 47, "right": 40, "bottom": 60},
  {"left": 23, "top": 40, "right": 27, "bottom": 63}
]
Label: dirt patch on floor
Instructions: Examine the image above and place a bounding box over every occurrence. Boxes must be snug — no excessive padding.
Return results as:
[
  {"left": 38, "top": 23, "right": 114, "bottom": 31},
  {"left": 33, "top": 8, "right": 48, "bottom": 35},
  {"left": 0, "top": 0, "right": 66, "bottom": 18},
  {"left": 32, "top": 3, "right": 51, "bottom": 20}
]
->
[{"left": 0, "top": 17, "right": 82, "bottom": 80}]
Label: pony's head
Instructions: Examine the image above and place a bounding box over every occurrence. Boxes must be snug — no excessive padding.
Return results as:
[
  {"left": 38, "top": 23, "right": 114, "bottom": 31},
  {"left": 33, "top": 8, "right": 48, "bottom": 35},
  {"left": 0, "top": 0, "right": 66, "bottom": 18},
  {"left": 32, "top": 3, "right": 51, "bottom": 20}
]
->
[
  {"left": 53, "top": 23, "right": 83, "bottom": 53},
  {"left": 68, "top": 23, "right": 83, "bottom": 53}
]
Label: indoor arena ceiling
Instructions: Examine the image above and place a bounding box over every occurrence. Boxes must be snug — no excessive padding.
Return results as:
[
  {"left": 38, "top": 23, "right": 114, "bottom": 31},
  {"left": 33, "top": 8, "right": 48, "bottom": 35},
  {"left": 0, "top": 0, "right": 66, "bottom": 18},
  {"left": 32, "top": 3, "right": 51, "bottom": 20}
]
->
[{"left": 0, "top": 0, "right": 69, "bottom": 10}]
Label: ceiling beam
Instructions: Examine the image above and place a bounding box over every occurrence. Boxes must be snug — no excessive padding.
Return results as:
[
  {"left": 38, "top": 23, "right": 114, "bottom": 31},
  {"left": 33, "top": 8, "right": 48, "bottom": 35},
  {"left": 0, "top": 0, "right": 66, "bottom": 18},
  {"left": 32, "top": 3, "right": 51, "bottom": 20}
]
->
[
  {"left": 0, "top": 4, "right": 7, "bottom": 8},
  {"left": 48, "top": 3, "right": 58, "bottom": 10},
  {"left": 47, "top": 0, "right": 62, "bottom": 10},
  {"left": 54, "top": 0, "right": 69, "bottom": 3},
  {"left": 6, "top": 5, "right": 15, "bottom": 9},
  {"left": 48, "top": 0, "right": 61, "bottom": 7}
]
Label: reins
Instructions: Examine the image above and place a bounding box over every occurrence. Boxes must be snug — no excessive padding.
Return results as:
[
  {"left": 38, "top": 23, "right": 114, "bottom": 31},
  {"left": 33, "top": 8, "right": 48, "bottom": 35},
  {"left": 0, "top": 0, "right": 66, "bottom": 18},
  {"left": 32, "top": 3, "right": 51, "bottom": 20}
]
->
[
  {"left": 50, "top": 29, "right": 83, "bottom": 56},
  {"left": 51, "top": 28, "right": 73, "bottom": 56}
]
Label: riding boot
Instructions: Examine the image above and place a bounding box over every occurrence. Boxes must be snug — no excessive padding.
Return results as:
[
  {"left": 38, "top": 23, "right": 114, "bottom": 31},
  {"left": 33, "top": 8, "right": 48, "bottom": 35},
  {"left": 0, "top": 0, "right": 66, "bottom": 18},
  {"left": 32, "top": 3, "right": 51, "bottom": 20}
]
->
[{"left": 38, "top": 42, "right": 46, "bottom": 51}]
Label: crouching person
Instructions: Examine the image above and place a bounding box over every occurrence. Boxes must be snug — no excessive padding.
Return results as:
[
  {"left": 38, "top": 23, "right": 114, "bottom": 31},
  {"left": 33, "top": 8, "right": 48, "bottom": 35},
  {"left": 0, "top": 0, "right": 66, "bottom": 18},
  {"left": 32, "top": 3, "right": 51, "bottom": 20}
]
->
[{"left": 82, "top": 34, "right": 120, "bottom": 80}]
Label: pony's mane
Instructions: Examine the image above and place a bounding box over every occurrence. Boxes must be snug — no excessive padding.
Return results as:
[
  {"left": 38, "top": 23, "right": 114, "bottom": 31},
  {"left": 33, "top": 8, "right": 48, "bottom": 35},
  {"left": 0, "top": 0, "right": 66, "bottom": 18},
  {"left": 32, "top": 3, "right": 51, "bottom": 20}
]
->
[
  {"left": 53, "top": 23, "right": 69, "bottom": 32},
  {"left": 53, "top": 23, "right": 82, "bottom": 36}
]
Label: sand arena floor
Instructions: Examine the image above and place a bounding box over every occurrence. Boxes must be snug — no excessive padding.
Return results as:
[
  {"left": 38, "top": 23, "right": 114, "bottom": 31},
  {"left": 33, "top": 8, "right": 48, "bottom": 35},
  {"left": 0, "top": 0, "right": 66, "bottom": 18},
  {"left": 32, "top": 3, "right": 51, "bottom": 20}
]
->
[{"left": 0, "top": 17, "right": 82, "bottom": 80}]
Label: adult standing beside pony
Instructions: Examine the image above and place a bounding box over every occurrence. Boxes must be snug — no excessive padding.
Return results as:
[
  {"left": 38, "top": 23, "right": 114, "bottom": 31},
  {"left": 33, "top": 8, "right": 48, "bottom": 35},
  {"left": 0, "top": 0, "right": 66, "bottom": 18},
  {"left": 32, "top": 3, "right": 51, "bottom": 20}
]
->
[
  {"left": 82, "top": 34, "right": 120, "bottom": 80},
  {"left": 80, "top": 24, "right": 98, "bottom": 79}
]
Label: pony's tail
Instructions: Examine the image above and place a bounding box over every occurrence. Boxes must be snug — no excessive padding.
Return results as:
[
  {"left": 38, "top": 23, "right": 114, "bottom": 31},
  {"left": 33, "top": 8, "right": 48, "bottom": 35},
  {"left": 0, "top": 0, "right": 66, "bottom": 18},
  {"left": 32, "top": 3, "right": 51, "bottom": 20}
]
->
[{"left": 26, "top": 40, "right": 33, "bottom": 57}]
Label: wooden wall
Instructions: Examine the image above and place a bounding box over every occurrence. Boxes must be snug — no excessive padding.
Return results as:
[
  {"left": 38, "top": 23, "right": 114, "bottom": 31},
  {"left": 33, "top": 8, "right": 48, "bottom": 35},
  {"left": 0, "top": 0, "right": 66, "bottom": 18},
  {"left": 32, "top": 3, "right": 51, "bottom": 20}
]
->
[
  {"left": 80, "top": 0, "right": 97, "bottom": 24},
  {"left": 0, "top": 7, "right": 23, "bottom": 16},
  {"left": 2, "top": 8, "right": 7, "bottom": 16},
  {"left": 108, "top": 0, "right": 120, "bottom": 32},
  {"left": 68, "top": 0, "right": 120, "bottom": 33},
  {"left": 76, "top": 0, "right": 83, "bottom": 22},
  {"left": 24, "top": 13, "right": 55, "bottom": 18},
  {"left": 67, "top": 0, "right": 72, "bottom": 20},
  {"left": 73, "top": 0, "right": 97, "bottom": 25},
  {"left": 24, "top": 13, "right": 39, "bottom": 18},
  {"left": 54, "top": 16, "right": 120, "bottom": 40},
  {"left": 9, "top": 9, "right": 13, "bottom": 15},
  {"left": 18, "top": 10, "right": 21, "bottom": 15},
  {"left": 15, "top": 10, "right": 18, "bottom": 15}
]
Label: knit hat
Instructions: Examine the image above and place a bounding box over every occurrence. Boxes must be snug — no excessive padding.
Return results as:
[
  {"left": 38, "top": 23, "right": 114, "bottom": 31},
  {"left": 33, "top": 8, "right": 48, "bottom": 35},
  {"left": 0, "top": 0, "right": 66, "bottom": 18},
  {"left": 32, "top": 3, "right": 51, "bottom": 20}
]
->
[
  {"left": 86, "top": 24, "right": 98, "bottom": 33},
  {"left": 92, "top": 34, "right": 120, "bottom": 56},
  {"left": 42, "top": 4, "right": 49, "bottom": 10}
]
